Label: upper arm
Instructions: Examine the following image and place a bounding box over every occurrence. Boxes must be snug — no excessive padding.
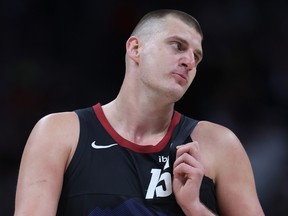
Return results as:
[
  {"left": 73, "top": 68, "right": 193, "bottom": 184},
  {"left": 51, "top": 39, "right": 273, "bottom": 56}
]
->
[
  {"left": 192, "top": 121, "right": 264, "bottom": 215},
  {"left": 14, "top": 111, "right": 79, "bottom": 216},
  {"left": 213, "top": 125, "right": 264, "bottom": 216}
]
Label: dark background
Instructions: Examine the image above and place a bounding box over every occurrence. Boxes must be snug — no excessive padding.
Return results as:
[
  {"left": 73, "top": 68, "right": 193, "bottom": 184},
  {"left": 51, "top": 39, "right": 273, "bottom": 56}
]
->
[{"left": 1, "top": 0, "right": 288, "bottom": 215}]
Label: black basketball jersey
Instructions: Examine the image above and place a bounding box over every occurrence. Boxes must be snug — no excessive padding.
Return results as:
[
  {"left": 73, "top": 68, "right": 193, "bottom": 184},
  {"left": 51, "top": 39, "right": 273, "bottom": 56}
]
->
[{"left": 56, "top": 103, "right": 218, "bottom": 215}]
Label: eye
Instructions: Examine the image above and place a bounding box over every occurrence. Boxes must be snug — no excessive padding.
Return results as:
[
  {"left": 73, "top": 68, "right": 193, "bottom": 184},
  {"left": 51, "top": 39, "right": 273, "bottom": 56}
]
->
[
  {"left": 194, "top": 53, "right": 202, "bottom": 64},
  {"left": 171, "top": 41, "right": 184, "bottom": 51},
  {"left": 194, "top": 53, "right": 199, "bottom": 62}
]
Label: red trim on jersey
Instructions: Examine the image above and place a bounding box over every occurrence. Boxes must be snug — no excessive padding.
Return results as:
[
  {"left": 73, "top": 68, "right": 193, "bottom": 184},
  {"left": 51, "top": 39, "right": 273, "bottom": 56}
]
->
[{"left": 93, "top": 103, "right": 181, "bottom": 153}]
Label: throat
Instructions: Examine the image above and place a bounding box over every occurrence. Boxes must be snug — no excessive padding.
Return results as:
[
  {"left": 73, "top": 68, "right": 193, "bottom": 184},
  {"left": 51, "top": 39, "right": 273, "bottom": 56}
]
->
[{"left": 130, "top": 131, "right": 167, "bottom": 146}]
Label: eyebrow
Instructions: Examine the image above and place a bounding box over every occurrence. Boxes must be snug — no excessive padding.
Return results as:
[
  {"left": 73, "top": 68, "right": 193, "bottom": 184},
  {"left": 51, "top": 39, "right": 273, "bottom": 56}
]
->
[{"left": 166, "top": 35, "right": 203, "bottom": 61}]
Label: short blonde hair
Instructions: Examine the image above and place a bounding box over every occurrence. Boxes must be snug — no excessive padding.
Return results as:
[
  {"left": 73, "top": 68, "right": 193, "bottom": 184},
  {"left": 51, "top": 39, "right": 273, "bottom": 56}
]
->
[{"left": 131, "top": 9, "right": 203, "bottom": 38}]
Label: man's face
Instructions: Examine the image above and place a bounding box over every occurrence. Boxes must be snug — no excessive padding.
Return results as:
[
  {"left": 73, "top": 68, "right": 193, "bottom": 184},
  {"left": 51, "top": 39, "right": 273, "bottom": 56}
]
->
[{"left": 137, "top": 16, "right": 203, "bottom": 102}]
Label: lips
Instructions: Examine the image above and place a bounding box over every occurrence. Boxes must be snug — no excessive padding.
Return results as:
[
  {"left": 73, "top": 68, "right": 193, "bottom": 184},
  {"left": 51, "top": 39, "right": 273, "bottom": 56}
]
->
[{"left": 172, "top": 71, "right": 188, "bottom": 82}]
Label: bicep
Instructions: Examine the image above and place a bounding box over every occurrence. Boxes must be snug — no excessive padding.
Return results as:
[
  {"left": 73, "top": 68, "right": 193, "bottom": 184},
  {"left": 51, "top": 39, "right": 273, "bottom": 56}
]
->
[
  {"left": 215, "top": 132, "right": 264, "bottom": 216},
  {"left": 15, "top": 112, "right": 79, "bottom": 216}
]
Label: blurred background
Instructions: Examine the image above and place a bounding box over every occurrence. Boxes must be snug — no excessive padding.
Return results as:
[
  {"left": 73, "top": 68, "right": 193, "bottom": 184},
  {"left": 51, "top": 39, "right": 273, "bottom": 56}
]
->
[{"left": 1, "top": 0, "right": 287, "bottom": 215}]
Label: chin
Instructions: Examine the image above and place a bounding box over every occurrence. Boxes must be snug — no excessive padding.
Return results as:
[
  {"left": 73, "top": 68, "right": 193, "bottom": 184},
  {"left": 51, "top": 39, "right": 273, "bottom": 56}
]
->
[{"left": 165, "top": 90, "right": 185, "bottom": 103}]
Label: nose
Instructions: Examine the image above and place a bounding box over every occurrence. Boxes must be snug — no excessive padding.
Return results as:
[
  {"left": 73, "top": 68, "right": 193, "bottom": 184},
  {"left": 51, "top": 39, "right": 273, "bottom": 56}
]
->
[{"left": 180, "top": 50, "right": 196, "bottom": 71}]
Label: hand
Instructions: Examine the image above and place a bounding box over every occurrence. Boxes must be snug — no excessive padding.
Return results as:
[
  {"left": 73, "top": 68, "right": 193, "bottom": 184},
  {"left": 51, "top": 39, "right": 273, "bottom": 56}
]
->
[{"left": 172, "top": 141, "right": 205, "bottom": 214}]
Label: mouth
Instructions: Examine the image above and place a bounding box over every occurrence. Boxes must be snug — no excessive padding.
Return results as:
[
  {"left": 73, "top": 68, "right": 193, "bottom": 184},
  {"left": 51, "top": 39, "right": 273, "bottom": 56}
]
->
[{"left": 171, "top": 72, "right": 188, "bottom": 83}]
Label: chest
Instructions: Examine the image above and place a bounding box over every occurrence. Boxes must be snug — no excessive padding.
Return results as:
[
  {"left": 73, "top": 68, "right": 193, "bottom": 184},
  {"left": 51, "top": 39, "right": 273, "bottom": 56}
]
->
[{"left": 72, "top": 143, "right": 173, "bottom": 199}]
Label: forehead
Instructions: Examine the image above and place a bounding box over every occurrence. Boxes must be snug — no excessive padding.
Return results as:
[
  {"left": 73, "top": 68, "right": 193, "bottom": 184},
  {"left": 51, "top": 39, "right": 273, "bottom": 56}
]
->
[{"left": 159, "top": 16, "right": 202, "bottom": 50}]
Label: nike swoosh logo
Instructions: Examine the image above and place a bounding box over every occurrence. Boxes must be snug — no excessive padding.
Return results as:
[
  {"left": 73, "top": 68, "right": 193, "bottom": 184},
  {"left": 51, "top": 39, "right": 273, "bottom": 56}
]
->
[{"left": 91, "top": 141, "right": 118, "bottom": 149}]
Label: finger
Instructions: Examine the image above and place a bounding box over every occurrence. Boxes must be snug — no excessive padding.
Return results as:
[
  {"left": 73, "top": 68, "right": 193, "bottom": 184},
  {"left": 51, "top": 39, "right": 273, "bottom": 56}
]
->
[
  {"left": 173, "top": 152, "right": 203, "bottom": 170},
  {"left": 176, "top": 141, "right": 201, "bottom": 161},
  {"left": 173, "top": 162, "right": 204, "bottom": 180}
]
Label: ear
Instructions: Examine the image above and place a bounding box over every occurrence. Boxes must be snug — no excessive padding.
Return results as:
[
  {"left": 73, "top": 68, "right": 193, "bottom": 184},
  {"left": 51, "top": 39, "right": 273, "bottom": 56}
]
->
[{"left": 126, "top": 36, "right": 140, "bottom": 63}]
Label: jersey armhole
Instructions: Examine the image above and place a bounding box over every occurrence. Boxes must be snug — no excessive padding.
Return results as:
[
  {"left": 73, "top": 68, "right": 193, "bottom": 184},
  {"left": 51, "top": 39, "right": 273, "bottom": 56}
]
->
[{"left": 63, "top": 108, "right": 90, "bottom": 180}]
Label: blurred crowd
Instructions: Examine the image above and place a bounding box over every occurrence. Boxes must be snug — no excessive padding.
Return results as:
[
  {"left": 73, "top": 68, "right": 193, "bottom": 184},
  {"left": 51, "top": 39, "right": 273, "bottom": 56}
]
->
[{"left": 1, "top": 0, "right": 287, "bottom": 215}]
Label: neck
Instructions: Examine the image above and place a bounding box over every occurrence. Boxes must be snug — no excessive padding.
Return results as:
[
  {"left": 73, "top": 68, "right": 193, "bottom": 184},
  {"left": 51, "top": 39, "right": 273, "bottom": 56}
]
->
[{"left": 102, "top": 97, "right": 175, "bottom": 145}]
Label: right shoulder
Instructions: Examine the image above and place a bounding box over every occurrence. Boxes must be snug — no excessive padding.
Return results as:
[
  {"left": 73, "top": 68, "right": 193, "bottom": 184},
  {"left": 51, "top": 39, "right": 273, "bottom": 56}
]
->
[
  {"left": 27, "top": 111, "right": 80, "bottom": 170},
  {"left": 35, "top": 111, "right": 79, "bottom": 134},
  {"left": 32, "top": 111, "right": 79, "bottom": 141},
  {"left": 15, "top": 111, "right": 80, "bottom": 215}
]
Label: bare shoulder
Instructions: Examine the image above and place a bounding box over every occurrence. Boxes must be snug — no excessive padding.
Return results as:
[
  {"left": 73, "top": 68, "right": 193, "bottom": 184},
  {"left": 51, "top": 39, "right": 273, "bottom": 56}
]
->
[
  {"left": 15, "top": 111, "right": 80, "bottom": 215},
  {"left": 30, "top": 111, "right": 79, "bottom": 143},
  {"left": 24, "top": 111, "right": 80, "bottom": 170},
  {"left": 192, "top": 120, "right": 245, "bottom": 164},
  {"left": 35, "top": 111, "right": 79, "bottom": 134},
  {"left": 33, "top": 111, "right": 79, "bottom": 139},
  {"left": 192, "top": 120, "right": 241, "bottom": 147},
  {"left": 192, "top": 120, "right": 264, "bottom": 215}
]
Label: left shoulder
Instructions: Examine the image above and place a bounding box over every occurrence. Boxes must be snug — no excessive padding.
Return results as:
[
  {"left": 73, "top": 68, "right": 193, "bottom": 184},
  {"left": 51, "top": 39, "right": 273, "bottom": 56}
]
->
[
  {"left": 192, "top": 120, "right": 244, "bottom": 156},
  {"left": 191, "top": 120, "right": 248, "bottom": 182},
  {"left": 192, "top": 120, "right": 264, "bottom": 215}
]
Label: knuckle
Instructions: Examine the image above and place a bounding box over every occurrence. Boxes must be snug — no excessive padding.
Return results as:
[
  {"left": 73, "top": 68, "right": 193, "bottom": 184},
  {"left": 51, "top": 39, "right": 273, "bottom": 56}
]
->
[{"left": 194, "top": 168, "right": 204, "bottom": 177}]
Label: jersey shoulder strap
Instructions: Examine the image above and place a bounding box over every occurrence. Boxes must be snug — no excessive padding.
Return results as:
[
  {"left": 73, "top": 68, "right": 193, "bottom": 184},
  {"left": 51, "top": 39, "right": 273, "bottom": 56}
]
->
[{"left": 169, "top": 115, "right": 198, "bottom": 168}]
